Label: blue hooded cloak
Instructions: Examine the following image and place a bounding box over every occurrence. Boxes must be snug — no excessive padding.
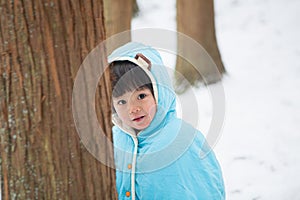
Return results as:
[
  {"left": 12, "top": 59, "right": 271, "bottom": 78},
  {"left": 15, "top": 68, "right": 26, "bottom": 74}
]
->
[{"left": 108, "top": 42, "right": 225, "bottom": 200}]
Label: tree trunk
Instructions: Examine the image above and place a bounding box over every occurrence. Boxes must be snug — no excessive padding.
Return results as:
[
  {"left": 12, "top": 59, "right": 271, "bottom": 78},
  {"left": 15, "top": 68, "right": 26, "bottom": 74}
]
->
[
  {"left": 0, "top": 0, "right": 116, "bottom": 199},
  {"left": 132, "top": 0, "right": 140, "bottom": 18},
  {"left": 176, "top": 0, "right": 226, "bottom": 92},
  {"left": 103, "top": 0, "right": 133, "bottom": 54}
]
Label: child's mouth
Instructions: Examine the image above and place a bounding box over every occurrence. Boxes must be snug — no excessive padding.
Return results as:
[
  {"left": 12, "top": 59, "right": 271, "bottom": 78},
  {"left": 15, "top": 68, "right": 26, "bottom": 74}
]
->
[{"left": 133, "top": 116, "right": 145, "bottom": 122}]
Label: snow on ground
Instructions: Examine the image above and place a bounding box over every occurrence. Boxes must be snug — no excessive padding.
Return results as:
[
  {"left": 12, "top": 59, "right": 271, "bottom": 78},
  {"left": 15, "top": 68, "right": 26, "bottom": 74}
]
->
[{"left": 132, "top": 0, "right": 300, "bottom": 199}]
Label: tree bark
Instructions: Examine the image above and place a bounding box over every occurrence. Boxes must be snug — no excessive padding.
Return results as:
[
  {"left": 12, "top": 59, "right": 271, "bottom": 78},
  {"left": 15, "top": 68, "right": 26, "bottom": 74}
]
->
[
  {"left": 103, "top": 0, "right": 133, "bottom": 54},
  {"left": 0, "top": 0, "right": 116, "bottom": 199},
  {"left": 176, "top": 0, "right": 226, "bottom": 92}
]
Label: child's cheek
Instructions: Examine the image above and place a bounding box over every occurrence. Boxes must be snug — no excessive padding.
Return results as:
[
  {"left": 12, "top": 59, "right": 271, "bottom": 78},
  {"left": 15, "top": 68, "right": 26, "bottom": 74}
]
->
[
  {"left": 149, "top": 104, "right": 157, "bottom": 120},
  {"left": 115, "top": 107, "right": 126, "bottom": 121}
]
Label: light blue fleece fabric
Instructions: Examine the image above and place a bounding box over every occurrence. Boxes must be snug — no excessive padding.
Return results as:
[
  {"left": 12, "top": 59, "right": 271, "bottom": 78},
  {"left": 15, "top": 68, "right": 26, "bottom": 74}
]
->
[{"left": 108, "top": 42, "right": 225, "bottom": 200}]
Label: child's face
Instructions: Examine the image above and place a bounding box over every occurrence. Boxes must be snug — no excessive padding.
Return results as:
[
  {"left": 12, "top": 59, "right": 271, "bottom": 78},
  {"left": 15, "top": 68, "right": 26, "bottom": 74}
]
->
[{"left": 113, "top": 88, "right": 157, "bottom": 131}]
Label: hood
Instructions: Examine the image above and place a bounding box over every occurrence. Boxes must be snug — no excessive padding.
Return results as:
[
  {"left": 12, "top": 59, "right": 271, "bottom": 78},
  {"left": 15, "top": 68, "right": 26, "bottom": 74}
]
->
[{"left": 108, "top": 42, "right": 177, "bottom": 138}]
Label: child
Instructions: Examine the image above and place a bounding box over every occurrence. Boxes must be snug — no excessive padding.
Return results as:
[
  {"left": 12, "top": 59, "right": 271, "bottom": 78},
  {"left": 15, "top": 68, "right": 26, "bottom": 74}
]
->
[{"left": 108, "top": 42, "right": 225, "bottom": 200}]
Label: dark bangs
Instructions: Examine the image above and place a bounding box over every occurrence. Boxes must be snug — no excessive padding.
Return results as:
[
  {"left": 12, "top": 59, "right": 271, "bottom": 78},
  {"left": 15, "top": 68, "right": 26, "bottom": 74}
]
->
[{"left": 110, "top": 61, "right": 153, "bottom": 97}]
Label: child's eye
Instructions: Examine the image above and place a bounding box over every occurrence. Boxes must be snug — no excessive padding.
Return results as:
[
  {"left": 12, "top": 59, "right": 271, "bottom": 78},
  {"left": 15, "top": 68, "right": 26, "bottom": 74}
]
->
[
  {"left": 138, "top": 93, "right": 147, "bottom": 100},
  {"left": 117, "top": 100, "right": 127, "bottom": 105}
]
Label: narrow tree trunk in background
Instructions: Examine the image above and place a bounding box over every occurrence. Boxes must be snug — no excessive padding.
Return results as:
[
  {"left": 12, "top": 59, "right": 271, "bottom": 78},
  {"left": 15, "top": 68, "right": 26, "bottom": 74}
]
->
[
  {"left": 103, "top": 0, "right": 133, "bottom": 54},
  {"left": 132, "top": 0, "right": 140, "bottom": 17},
  {"left": 0, "top": 0, "right": 116, "bottom": 199},
  {"left": 176, "top": 0, "right": 226, "bottom": 92}
]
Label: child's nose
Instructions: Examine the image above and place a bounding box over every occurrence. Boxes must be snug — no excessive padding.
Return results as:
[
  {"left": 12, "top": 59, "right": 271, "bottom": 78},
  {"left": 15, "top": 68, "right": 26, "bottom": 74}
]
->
[{"left": 129, "top": 104, "right": 141, "bottom": 114}]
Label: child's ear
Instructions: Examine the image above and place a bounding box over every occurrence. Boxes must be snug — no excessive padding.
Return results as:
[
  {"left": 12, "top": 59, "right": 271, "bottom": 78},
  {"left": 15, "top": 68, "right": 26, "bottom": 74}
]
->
[{"left": 135, "top": 53, "right": 152, "bottom": 70}]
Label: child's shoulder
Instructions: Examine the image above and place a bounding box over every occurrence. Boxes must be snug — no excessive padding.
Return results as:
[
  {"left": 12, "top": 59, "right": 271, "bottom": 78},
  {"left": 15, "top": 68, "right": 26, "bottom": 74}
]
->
[{"left": 168, "top": 117, "right": 201, "bottom": 132}]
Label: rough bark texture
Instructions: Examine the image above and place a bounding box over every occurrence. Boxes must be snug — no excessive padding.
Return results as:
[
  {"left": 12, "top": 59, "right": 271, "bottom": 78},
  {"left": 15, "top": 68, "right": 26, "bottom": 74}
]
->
[
  {"left": 0, "top": 0, "right": 116, "bottom": 199},
  {"left": 176, "top": 0, "right": 226, "bottom": 91},
  {"left": 103, "top": 0, "right": 132, "bottom": 54}
]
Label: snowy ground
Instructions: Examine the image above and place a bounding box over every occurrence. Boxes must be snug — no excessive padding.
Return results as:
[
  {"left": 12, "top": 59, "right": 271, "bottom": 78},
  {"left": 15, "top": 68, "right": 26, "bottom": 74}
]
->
[{"left": 132, "top": 0, "right": 300, "bottom": 199}]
